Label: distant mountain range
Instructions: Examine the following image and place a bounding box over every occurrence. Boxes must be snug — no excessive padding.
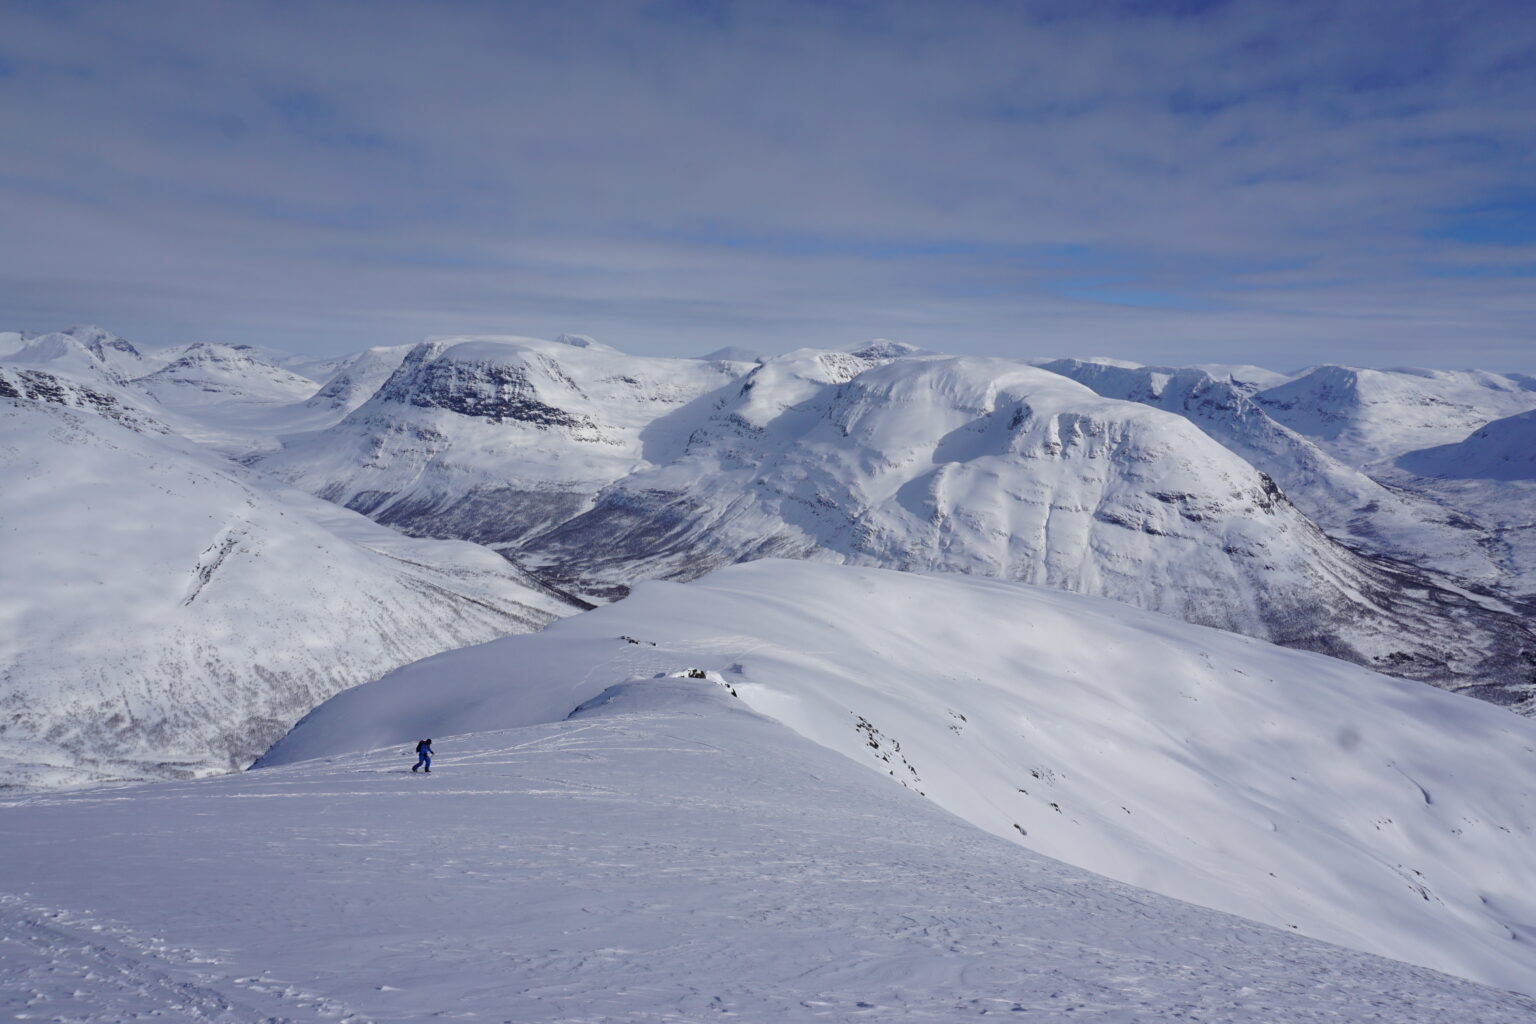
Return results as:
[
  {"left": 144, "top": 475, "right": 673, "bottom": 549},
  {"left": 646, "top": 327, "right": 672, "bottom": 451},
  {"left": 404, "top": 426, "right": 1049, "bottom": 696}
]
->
[{"left": 5, "top": 324, "right": 1536, "bottom": 788}]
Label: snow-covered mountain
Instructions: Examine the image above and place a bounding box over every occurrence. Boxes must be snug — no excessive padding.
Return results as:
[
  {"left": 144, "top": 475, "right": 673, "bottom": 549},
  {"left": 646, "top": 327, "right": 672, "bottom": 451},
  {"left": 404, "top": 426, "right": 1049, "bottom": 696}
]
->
[
  {"left": 8, "top": 667, "right": 1531, "bottom": 1021},
  {"left": 0, "top": 390, "right": 578, "bottom": 788},
  {"left": 1036, "top": 358, "right": 1504, "bottom": 583},
  {"left": 1253, "top": 365, "right": 1536, "bottom": 469},
  {"left": 261, "top": 334, "right": 752, "bottom": 547},
  {"left": 4, "top": 324, "right": 163, "bottom": 384},
  {"left": 0, "top": 363, "right": 172, "bottom": 435},
  {"left": 259, "top": 337, "right": 1536, "bottom": 705},
  {"left": 1401, "top": 408, "right": 1536, "bottom": 481},
  {"left": 260, "top": 560, "right": 1536, "bottom": 997},
  {"left": 134, "top": 341, "right": 322, "bottom": 409},
  {"left": 301, "top": 343, "right": 411, "bottom": 414}
]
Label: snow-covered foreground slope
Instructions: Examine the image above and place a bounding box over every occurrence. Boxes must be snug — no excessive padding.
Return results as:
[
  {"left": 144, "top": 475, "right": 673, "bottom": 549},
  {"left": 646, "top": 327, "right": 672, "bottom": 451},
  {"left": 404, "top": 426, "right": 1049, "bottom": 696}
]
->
[
  {"left": 0, "top": 395, "right": 576, "bottom": 788},
  {"left": 5, "top": 682, "right": 1533, "bottom": 1022},
  {"left": 264, "top": 561, "right": 1536, "bottom": 995}
]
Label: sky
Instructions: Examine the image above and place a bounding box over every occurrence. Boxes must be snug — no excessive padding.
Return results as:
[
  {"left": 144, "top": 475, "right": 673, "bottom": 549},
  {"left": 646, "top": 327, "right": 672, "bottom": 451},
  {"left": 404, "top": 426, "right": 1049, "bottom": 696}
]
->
[{"left": 2, "top": 0, "right": 1534, "bottom": 369}]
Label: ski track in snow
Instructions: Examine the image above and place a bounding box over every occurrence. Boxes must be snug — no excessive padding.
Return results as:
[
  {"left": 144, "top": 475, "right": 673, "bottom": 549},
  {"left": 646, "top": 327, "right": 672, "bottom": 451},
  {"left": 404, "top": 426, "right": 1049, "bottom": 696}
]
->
[{"left": 3, "top": 686, "right": 1533, "bottom": 1023}]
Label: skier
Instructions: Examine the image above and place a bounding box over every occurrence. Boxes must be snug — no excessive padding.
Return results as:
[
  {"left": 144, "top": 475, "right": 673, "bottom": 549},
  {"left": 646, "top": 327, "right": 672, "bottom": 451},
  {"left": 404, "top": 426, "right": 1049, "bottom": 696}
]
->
[{"left": 412, "top": 738, "right": 433, "bottom": 773}]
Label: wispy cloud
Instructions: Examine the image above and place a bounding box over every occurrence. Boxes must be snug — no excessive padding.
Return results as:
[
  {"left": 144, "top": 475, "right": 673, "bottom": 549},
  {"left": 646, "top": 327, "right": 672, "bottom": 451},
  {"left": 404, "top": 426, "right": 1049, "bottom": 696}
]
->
[{"left": 1, "top": 0, "right": 1534, "bottom": 368}]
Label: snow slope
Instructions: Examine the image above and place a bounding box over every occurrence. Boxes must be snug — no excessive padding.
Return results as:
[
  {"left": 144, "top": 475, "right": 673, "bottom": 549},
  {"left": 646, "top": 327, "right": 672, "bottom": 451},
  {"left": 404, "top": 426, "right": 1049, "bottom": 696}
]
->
[
  {"left": 1254, "top": 365, "right": 1536, "bottom": 469},
  {"left": 134, "top": 341, "right": 321, "bottom": 409},
  {"left": 518, "top": 351, "right": 1536, "bottom": 703},
  {"left": 1037, "top": 358, "right": 1504, "bottom": 583},
  {"left": 0, "top": 393, "right": 577, "bottom": 789},
  {"left": 302, "top": 343, "right": 412, "bottom": 415},
  {"left": 5, "top": 325, "right": 165, "bottom": 383},
  {"left": 1401, "top": 408, "right": 1536, "bottom": 482},
  {"left": 262, "top": 561, "right": 1536, "bottom": 996},
  {"left": 4, "top": 678, "right": 1533, "bottom": 1021},
  {"left": 260, "top": 334, "right": 752, "bottom": 549}
]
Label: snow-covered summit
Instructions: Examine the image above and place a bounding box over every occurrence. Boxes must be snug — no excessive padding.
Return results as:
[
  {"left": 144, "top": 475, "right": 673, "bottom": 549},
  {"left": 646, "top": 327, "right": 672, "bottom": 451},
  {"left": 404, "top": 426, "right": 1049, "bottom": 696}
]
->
[
  {"left": 516, "top": 352, "right": 1536, "bottom": 701},
  {"left": 2, "top": 325, "right": 177, "bottom": 384},
  {"left": 259, "top": 334, "right": 748, "bottom": 546},
  {"left": 1037, "top": 358, "right": 1506, "bottom": 582},
  {"left": 302, "top": 343, "right": 411, "bottom": 413},
  {"left": 135, "top": 341, "right": 321, "bottom": 408}
]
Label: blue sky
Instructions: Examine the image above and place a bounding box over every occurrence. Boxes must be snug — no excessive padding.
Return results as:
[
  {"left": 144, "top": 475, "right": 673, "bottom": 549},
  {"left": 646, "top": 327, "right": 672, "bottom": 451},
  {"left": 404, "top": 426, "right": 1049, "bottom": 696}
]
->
[{"left": 2, "top": 0, "right": 1534, "bottom": 368}]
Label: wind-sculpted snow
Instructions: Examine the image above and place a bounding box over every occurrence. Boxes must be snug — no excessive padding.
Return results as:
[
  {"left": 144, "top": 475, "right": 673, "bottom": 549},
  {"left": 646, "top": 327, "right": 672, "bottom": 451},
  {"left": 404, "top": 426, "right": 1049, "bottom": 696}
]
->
[
  {"left": 5, "top": 677, "right": 1534, "bottom": 1021},
  {"left": 0, "top": 396, "right": 576, "bottom": 789},
  {"left": 260, "top": 560, "right": 1536, "bottom": 997}
]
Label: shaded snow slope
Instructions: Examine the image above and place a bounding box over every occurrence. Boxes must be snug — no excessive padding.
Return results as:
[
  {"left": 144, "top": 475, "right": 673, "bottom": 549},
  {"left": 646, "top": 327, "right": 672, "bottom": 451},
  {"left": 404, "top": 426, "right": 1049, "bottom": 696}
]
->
[
  {"left": 6, "top": 681, "right": 1534, "bottom": 1021},
  {"left": 1037, "top": 358, "right": 1505, "bottom": 584},
  {"left": 262, "top": 561, "right": 1536, "bottom": 996},
  {"left": 1401, "top": 408, "right": 1536, "bottom": 481},
  {"left": 1254, "top": 365, "right": 1536, "bottom": 469},
  {"left": 303, "top": 343, "right": 411, "bottom": 414},
  {"left": 0, "top": 395, "right": 576, "bottom": 789}
]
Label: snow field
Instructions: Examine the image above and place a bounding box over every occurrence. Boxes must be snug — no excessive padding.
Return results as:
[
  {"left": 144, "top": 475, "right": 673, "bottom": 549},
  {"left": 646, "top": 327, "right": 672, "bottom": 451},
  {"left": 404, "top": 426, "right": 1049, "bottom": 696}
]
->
[
  {"left": 4, "top": 680, "right": 1533, "bottom": 1022},
  {"left": 262, "top": 560, "right": 1536, "bottom": 996}
]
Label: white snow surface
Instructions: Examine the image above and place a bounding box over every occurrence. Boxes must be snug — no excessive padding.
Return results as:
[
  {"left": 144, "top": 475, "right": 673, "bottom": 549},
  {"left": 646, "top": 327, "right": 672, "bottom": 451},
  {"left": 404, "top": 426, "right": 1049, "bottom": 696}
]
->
[
  {"left": 4, "top": 676, "right": 1534, "bottom": 1022},
  {"left": 1036, "top": 358, "right": 1506, "bottom": 583},
  {"left": 254, "top": 338, "right": 1536, "bottom": 701},
  {"left": 0, "top": 395, "right": 574, "bottom": 788},
  {"left": 1254, "top": 365, "right": 1536, "bottom": 469},
  {"left": 260, "top": 334, "right": 750, "bottom": 548},
  {"left": 1400, "top": 407, "right": 1536, "bottom": 481},
  {"left": 263, "top": 561, "right": 1536, "bottom": 997}
]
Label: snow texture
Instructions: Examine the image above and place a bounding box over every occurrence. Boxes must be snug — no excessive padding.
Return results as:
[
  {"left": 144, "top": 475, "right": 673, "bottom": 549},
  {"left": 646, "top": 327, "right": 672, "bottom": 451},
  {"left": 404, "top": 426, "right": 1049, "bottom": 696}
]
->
[
  {"left": 262, "top": 561, "right": 1536, "bottom": 998},
  {"left": 0, "top": 393, "right": 575, "bottom": 788},
  {"left": 4, "top": 674, "right": 1534, "bottom": 1022}
]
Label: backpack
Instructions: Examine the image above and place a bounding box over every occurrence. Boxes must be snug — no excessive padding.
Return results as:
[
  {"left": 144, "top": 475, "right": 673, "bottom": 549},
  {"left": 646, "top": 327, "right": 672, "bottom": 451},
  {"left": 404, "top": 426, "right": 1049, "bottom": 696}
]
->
[{"left": 416, "top": 740, "right": 428, "bottom": 754}]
